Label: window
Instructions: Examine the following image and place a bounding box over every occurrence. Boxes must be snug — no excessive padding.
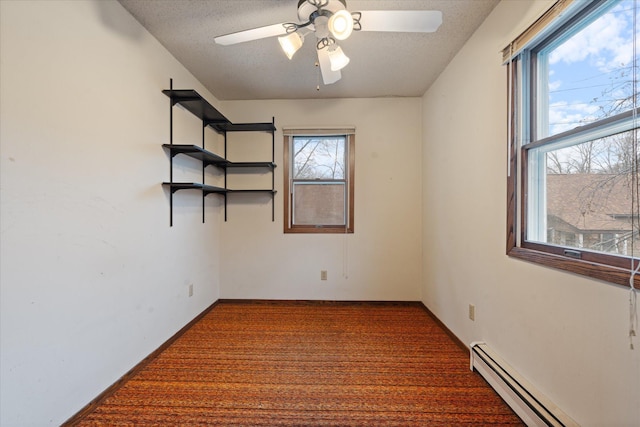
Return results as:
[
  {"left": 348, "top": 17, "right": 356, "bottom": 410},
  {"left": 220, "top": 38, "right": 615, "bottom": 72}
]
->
[
  {"left": 283, "top": 130, "right": 355, "bottom": 233},
  {"left": 506, "top": 0, "right": 640, "bottom": 286}
]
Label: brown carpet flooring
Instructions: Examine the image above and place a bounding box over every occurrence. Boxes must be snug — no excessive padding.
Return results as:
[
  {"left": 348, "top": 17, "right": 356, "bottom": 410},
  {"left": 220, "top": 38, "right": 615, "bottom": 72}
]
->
[{"left": 71, "top": 301, "right": 523, "bottom": 426}]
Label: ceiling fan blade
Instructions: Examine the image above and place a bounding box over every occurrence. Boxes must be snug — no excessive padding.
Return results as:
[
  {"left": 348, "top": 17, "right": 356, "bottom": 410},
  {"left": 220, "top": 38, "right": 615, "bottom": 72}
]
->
[
  {"left": 317, "top": 48, "right": 341, "bottom": 85},
  {"left": 214, "top": 23, "right": 287, "bottom": 46},
  {"left": 358, "top": 10, "right": 443, "bottom": 33}
]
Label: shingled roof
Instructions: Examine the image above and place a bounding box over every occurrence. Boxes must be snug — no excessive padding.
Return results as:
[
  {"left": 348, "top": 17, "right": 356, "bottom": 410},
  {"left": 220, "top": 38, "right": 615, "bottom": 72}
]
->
[{"left": 546, "top": 174, "right": 636, "bottom": 233}]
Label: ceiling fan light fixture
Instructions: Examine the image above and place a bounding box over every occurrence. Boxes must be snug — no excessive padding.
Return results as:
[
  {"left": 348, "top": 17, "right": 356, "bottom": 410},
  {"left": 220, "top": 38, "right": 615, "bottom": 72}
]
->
[
  {"left": 328, "top": 46, "right": 350, "bottom": 71},
  {"left": 278, "top": 31, "right": 304, "bottom": 59},
  {"left": 328, "top": 9, "right": 354, "bottom": 40},
  {"left": 215, "top": 1, "right": 445, "bottom": 88}
]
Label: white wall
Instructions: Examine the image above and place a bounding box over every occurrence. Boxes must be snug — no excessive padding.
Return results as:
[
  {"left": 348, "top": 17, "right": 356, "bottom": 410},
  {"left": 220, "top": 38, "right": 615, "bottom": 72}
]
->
[
  {"left": 219, "top": 98, "right": 423, "bottom": 301},
  {"left": 421, "top": 0, "right": 640, "bottom": 425},
  {"left": 0, "top": 1, "right": 223, "bottom": 425}
]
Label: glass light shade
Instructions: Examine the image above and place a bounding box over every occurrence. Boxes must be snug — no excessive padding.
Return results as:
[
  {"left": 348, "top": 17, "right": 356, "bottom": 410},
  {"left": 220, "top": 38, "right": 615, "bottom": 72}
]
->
[
  {"left": 317, "top": 48, "right": 341, "bottom": 85},
  {"left": 328, "top": 46, "right": 350, "bottom": 71},
  {"left": 278, "top": 32, "right": 303, "bottom": 60},
  {"left": 328, "top": 10, "right": 354, "bottom": 40}
]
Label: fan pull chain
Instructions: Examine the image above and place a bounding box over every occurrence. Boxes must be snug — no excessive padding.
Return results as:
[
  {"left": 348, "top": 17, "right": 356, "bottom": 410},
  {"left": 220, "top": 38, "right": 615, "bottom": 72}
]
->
[
  {"left": 629, "top": 0, "right": 639, "bottom": 351},
  {"left": 315, "top": 60, "right": 320, "bottom": 91}
]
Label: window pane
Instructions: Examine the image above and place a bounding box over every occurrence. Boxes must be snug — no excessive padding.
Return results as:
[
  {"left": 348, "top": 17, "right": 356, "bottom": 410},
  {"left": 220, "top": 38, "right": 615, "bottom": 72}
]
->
[
  {"left": 293, "top": 182, "right": 345, "bottom": 226},
  {"left": 538, "top": 0, "right": 639, "bottom": 138},
  {"left": 528, "top": 130, "right": 639, "bottom": 256},
  {"left": 293, "top": 136, "right": 345, "bottom": 179}
]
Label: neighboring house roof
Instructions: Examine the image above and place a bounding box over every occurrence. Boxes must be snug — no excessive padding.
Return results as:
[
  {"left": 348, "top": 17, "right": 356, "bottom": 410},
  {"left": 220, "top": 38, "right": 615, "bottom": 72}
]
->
[{"left": 546, "top": 174, "right": 635, "bottom": 233}]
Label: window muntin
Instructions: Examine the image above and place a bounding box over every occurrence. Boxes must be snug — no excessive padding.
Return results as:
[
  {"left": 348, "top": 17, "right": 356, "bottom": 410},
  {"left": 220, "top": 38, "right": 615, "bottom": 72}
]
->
[
  {"left": 509, "top": 0, "right": 640, "bottom": 285},
  {"left": 284, "top": 133, "right": 354, "bottom": 233}
]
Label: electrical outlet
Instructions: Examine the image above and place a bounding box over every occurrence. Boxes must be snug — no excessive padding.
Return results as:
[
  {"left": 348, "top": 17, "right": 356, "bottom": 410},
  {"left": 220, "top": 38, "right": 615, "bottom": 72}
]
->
[
  {"left": 468, "top": 304, "right": 475, "bottom": 321},
  {"left": 320, "top": 270, "right": 327, "bottom": 280},
  {"left": 189, "top": 284, "right": 194, "bottom": 297}
]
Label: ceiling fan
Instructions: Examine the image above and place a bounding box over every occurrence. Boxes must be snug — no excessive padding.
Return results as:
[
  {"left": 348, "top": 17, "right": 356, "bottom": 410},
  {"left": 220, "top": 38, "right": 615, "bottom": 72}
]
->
[{"left": 214, "top": 0, "right": 443, "bottom": 86}]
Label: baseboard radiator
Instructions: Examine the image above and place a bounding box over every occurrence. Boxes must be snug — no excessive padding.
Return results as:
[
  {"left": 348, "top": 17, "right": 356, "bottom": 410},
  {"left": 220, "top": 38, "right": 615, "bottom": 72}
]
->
[{"left": 470, "top": 342, "right": 578, "bottom": 427}]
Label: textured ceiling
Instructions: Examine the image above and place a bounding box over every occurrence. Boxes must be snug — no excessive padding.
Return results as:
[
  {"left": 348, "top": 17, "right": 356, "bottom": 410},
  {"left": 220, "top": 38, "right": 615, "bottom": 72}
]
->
[{"left": 118, "top": 0, "right": 499, "bottom": 100}]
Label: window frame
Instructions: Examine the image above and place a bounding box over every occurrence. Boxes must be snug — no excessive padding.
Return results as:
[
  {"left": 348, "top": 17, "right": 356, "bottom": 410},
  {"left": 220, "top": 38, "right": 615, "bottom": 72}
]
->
[
  {"left": 283, "top": 132, "right": 355, "bottom": 234},
  {"left": 506, "top": 0, "right": 640, "bottom": 287}
]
